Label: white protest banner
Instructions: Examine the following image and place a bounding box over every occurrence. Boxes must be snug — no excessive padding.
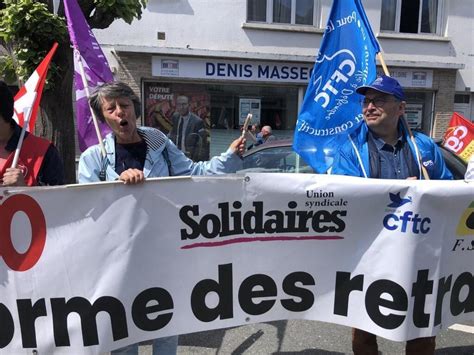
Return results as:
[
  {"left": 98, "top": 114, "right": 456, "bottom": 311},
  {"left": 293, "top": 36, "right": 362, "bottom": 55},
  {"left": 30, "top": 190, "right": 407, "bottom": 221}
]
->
[{"left": 0, "top": 174, "right": 472, "bottom": 354}]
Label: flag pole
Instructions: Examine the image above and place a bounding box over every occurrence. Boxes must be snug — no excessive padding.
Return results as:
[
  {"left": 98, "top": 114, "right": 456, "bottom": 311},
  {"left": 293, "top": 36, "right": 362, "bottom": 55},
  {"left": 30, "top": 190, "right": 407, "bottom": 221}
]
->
[
  {"left": 11, "top": 93, "right": 36, "bottom": 169},
  {"left": 74, "top": 48, "right": 107, "bottom": 158},
  {"left": 11, "top": 42, "right": 58, "bottom": 168},
  {"left": 377, "top": 52, "right": 390, "bottom": 77},
  {"left": 377, "top": 53, "right": 430, "bottom": 180}
]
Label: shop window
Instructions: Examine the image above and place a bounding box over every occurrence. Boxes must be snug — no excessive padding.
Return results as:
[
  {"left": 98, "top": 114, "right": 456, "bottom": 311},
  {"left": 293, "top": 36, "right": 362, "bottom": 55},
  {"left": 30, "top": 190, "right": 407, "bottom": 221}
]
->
[
  {"left": 380, "top": 0, "right": 443, "bottom": 35},
  {"left": 207, "top": 83, "right": 298, "bottom": 131},
  {"left": 404, "top": 91, "right": 433, "bottom": 135},
  {"left": 247, "top": 0, "right": 319, "bottom": 26},
  {"left": 453, "top": 94, "right": 471, "bottom": 119},
  {"left": 454, "top": 94, "right": 470, "bottom": 104},
  {"left": 142, "top": 81, "right": 299, "bottom": 160}
]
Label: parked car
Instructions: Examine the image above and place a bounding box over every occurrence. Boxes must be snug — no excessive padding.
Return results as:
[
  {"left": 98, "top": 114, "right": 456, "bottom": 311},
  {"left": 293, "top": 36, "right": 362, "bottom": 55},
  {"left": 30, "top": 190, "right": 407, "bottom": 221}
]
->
[
  {"left": 436, "top": 139, "right": 467, "bottom": 180},
  {"left": 239, "top": 139, "right": 315, "bottom": 174},
  {"left": 238, "top": 138, "right": 467, "bottom": 179}
]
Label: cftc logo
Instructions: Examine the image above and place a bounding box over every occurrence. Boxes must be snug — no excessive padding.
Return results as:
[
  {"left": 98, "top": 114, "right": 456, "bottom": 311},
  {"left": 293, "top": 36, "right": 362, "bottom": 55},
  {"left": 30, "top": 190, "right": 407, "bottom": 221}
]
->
[
  {"left": 382, "top": 192, "right": 430, "bottom": 234},
  {"left": 0, "top": 194, "right": 46, "bottom": 271}
]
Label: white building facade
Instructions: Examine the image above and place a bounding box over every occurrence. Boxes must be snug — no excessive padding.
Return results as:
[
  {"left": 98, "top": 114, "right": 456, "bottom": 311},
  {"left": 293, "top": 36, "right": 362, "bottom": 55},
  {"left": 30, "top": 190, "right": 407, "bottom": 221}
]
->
[{"left": 95, "top": 0, "right": 473, "bottom": 157}]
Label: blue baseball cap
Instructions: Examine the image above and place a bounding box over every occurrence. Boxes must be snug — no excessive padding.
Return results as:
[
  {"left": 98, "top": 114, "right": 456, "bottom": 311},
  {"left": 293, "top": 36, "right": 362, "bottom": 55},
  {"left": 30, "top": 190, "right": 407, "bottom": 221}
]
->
[{"left": 356, "top": 75, "right": 405, "bottom": 101}]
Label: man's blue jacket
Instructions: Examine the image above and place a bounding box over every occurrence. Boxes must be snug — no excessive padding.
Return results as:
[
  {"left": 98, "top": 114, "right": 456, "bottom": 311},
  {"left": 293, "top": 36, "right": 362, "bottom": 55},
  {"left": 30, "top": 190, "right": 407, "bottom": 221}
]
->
[{"left": 331, "top": 121, "right": 453, "bottom": 180}]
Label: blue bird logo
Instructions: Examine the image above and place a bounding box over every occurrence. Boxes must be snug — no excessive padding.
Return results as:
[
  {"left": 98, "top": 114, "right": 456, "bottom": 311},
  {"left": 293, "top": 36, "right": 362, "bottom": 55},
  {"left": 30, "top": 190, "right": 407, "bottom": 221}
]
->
[{"left": 388, "top": 192, "right": 412, "bottom": 208}]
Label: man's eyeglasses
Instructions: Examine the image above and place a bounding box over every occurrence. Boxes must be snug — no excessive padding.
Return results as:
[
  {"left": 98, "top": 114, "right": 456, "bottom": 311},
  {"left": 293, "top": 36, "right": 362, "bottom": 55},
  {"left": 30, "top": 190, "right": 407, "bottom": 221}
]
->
[{"left": 360, "top": 97, "right": 398, "bottom": 108}]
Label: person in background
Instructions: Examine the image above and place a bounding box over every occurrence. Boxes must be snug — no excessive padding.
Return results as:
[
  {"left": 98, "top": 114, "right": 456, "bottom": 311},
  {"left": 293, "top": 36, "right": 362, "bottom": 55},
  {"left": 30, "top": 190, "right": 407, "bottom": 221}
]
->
[
  {"left": 331, "top": 75, "right": 452, "bottom": 355},
  {"left": 0, "top": 81, "right": 64, "bottom": 186},
  {"left": 251, "top": 123, "right": 262, "bottom": 141},
  {"left": 245, "top": 123, "right": 263, "bottom": 149},
  {"left": 78, "top": 82, "right": 245, "bottom": 355},
  {"left": 168, "top": 94, "right": 208, "bottom": 161},
  {"left": 260, "top": 125, "right": 276, "bottom": 144}
]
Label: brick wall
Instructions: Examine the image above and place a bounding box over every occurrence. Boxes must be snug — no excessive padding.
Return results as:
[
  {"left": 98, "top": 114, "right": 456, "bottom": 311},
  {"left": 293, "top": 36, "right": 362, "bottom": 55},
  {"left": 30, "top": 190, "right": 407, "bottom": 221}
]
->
[
  {"left": 432, "top": 69, "right": 457, "bottom": 138},
  {"left": 114, "top": 52, "right": 152, "bottom": 96}
]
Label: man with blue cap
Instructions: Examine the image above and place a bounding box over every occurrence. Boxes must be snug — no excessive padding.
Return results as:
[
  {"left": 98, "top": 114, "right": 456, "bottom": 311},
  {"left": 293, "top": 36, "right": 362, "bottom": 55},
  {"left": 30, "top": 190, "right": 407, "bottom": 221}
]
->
[
  {"left": 331, "top": 75, "right": 452, "bottom": 354},
  {"left": 331, "top": 75, "right": 452, "bottom": 181}
]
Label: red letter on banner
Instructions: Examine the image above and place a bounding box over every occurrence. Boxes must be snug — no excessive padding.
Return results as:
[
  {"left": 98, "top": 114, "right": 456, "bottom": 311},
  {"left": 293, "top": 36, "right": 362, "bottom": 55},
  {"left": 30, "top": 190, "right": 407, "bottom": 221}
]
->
[{"left": 0, "top": 194, "right": 46, "bottom": 271}]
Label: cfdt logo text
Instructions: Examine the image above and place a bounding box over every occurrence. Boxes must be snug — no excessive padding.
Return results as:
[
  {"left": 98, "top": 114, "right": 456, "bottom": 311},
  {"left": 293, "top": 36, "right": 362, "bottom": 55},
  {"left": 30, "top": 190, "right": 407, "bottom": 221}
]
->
[
  {"left": 382, "top": 192, "right": 431, "bottom": 234},
  {"left": 0, "top": 194, "right": 46, "bottom": 271}
]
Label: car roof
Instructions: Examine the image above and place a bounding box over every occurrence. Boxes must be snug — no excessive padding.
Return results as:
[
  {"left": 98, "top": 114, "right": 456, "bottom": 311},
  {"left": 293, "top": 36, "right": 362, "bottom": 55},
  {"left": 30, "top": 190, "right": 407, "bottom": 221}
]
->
[{"left": 243, "top": 139, "right": 294, "bottom": 158}]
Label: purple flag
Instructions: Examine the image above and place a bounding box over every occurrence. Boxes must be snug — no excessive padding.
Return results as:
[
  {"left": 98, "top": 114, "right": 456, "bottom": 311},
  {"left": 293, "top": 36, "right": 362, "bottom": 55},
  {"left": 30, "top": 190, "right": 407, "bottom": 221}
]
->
[{"left": 64, "top": 0, "right": 114, "bottom": 151}]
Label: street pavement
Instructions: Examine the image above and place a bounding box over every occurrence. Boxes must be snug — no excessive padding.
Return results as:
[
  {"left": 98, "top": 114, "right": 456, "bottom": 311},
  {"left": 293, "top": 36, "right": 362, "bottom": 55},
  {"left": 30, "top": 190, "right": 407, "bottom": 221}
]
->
[{"left": 126, "top": 319, "right": 474, "bottom": 354}]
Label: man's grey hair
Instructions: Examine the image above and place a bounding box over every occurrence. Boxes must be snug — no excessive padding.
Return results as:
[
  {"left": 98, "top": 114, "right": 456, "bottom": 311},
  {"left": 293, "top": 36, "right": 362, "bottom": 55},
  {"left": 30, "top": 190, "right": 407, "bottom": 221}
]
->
[
  {"left": 262, "top": 125, "right": 272, "bottom": 134},
  {"left": 89, "top": 82, "right": 141, "bottom": 122}
]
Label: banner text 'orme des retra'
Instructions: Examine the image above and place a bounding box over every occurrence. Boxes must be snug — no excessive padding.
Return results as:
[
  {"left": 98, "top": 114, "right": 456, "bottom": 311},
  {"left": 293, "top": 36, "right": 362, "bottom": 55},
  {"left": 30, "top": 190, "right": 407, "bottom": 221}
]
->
[{"left": 0, "top": 174, "right": 472, "bottom": 353}]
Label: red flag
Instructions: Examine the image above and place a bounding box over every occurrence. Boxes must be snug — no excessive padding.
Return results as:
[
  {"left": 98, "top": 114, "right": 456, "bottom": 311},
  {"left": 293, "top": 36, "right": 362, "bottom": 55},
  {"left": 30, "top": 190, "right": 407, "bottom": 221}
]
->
[
  {"left": 442, "top": 112, "right": 474, "bottom": 163},
  {"left": 13, "top": 42, "right": 58, "bottom": 132}
]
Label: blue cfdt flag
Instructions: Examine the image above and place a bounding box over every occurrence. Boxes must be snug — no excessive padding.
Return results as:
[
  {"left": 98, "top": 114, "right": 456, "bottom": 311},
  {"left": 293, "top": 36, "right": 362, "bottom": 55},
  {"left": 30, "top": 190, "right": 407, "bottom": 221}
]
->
[{"left": 293, "top": 0, "right": 380, "bottom": 173}]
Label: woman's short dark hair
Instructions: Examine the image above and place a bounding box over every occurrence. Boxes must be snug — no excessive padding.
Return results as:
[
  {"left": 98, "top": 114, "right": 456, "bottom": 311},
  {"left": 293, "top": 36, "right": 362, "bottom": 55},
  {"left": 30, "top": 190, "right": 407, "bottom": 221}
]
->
[
  {"left": 89, "top": 82, "right": 141, "bottom": 122},
  {"left": 0, "top": 81, "right": 14, "bottom": 123}
]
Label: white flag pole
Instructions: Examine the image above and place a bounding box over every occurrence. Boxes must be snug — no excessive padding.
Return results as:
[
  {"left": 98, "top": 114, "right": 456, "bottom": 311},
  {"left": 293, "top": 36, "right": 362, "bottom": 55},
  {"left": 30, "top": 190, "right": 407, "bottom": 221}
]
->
[
  {"left": 74, "top": 48, "right": 107, "bottom": 158},
  {"left": 11, "top": 92, "right": 36, "bottom": 169}
]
